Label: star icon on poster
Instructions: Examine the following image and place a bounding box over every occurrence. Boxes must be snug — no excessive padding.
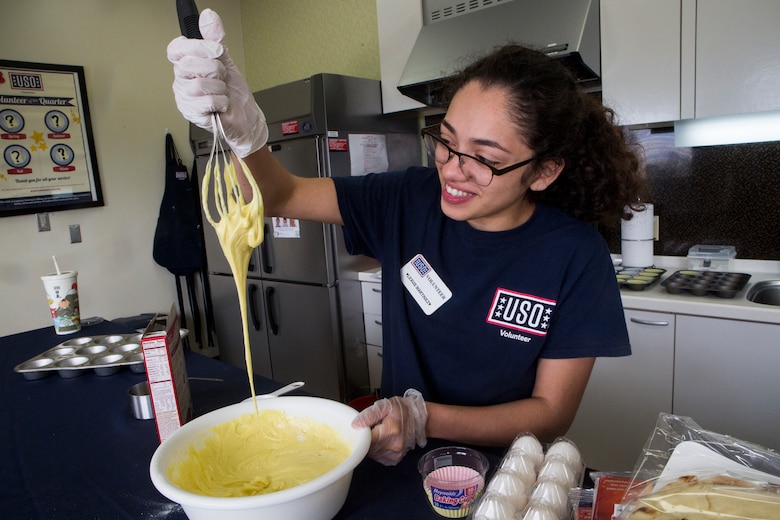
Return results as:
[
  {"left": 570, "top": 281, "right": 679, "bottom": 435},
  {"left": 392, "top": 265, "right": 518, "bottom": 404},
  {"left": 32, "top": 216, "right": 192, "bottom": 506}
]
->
[
  {"left": 70, "top": 110, "right": 81, "bottom": 124},
  {"left": 31, "top": 130, "right": 45, "bottom": 144}
]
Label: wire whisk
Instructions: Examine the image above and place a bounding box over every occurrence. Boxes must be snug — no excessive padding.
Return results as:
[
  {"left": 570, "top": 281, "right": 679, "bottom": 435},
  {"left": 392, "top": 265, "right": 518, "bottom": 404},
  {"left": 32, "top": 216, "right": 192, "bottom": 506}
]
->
[
  {"left": 200, "top": 113, "right": 265, "bottom": 409},
  {"left": 200, "top": 113, "right": 265, "bottom": 275}
]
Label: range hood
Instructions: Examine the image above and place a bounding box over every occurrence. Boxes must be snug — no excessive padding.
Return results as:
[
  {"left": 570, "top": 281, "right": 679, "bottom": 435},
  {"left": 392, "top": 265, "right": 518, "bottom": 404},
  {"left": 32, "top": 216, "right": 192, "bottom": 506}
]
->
[{"left": 398, "top": 0, "right": 601, "bottom": 107}]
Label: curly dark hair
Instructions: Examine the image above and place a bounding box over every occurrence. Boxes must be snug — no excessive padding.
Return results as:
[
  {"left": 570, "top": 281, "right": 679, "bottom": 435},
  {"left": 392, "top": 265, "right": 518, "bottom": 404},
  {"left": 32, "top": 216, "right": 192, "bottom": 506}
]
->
[{"left": 445, "top": 44, "right": 648, "bottom": 226}]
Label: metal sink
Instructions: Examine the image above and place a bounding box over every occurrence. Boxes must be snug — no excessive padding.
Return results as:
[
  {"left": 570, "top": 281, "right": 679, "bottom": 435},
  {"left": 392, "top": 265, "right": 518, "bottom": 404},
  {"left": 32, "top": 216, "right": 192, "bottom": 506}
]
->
[{"left": 746, "top": 280, "right": 780, "bottom": 306}]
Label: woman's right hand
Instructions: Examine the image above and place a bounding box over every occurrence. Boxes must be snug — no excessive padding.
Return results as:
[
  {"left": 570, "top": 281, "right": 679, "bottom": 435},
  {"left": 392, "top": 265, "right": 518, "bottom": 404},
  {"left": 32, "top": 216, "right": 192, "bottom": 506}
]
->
[{"left": 166, "top": 8, "right": 268, "bottom": 158}]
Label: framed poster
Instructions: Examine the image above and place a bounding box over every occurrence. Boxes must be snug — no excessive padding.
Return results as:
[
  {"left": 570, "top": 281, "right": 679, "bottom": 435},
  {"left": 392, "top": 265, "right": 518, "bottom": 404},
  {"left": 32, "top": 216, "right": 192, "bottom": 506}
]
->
[{"left": 0, "top": 60, "right": 103, "bottom": 216}]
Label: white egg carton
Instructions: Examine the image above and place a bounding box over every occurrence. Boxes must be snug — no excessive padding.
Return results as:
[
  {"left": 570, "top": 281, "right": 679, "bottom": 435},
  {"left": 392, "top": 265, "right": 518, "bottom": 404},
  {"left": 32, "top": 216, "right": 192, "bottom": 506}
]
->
[
  {"left": 473, "top": 434, "right": 585, "bottom": 520},
  {"left": 13, "top": 333, "right": 147, "bottom": 380}
]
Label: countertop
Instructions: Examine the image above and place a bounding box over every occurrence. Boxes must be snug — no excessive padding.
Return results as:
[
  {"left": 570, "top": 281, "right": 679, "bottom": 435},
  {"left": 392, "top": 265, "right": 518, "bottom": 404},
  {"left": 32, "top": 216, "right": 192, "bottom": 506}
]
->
[
  {"left": 618, "top": 256, "right": 780, "bottom": 324},
  {"left": 358, "top": 266, "right": 382, "bottom": 282},
  {"left": 358, "top": 257, "right": 780, "bottom": 325}
]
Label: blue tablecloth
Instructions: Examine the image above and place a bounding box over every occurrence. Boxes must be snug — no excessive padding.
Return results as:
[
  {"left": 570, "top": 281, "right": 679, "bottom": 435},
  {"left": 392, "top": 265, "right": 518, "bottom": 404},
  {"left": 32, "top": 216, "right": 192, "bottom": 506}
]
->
[{"left": 0, "top": 321, "right": 497, "bottom": 519}]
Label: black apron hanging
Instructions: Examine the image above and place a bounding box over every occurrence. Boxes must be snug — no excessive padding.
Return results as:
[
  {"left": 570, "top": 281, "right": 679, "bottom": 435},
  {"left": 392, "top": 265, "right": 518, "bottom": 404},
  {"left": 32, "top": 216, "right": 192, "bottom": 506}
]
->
[
  {"left": 153, "top": 133, "right": 206, "bottom": 348},
  {"left": 188, "top": 155, "right": 217, "bottom": 350}
]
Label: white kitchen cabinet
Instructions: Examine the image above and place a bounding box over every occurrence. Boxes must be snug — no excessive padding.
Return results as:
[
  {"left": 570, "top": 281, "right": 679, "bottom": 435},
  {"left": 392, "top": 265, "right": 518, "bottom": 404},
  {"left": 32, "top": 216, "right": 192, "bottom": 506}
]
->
[
  {"left": 567, "top": 310, "right": 675, "bottom": 472},
  {"left": 601, "top": 0, "right": 780, "bottom": 125},
  {"left": 366, "top": 344, "right": 383, "bottom": 394},
  {"left": 695, "top": 1, "right": 780, "bottom": 118},
  {"left": 674, "top": 315, "right": 780, "bottom": 452},
  {"left": 600, "top": 0, "right": 682, "bottom": 126},
  {"left": 361, "top": 280, "right": 384, "bottom": 392}
]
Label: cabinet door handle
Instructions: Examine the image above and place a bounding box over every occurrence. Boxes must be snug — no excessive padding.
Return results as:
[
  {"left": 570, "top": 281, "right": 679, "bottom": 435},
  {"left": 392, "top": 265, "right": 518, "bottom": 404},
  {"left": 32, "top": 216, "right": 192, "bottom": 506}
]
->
[
  {"left": 248, "top": 284, "right": 262, "bottom": 332},
  {"left": 261, "top": 223, "right": 273, "bottom": 274},
  {"left": 371, "top": 287, "right": 381, "bottom": 293},
  {"left": 374, "top": 319, "right": 382, "bottom": 326},
  {"left": 630, "top": 317, "right": 670, "bottom": 326},
  {"left": 266, "top": 286, "right": 279, "bottom": 335}
]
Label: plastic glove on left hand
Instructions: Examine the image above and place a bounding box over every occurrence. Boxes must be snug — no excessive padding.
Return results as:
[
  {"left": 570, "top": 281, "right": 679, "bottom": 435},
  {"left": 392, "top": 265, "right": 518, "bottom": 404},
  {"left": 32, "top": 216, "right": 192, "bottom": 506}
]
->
[{"left": 351, "top": 389, "right": 427, "bottom": 466}]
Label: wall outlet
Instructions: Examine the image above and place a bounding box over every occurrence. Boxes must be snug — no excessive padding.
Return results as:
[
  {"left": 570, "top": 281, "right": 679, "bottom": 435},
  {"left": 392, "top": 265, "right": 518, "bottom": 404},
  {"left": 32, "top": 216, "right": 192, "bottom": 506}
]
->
[
  {"left": 37, "top": 212, "right": 50, "bottom": 232},
  {"left": 69, "top": 224, "right": 82, "bottom": 243}
]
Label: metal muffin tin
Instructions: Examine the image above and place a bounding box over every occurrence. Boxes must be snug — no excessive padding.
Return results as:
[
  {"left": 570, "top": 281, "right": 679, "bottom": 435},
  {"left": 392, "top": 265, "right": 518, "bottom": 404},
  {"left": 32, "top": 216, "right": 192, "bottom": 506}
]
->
[
  {"left": 661, "top": 270, "right": 752, "bottom": 298},
  {"left": 14, "top": 333, "right": 146, "bottom": 380},
  {"left": 615, "top": 267, "right": 667, "bottom": 291}
]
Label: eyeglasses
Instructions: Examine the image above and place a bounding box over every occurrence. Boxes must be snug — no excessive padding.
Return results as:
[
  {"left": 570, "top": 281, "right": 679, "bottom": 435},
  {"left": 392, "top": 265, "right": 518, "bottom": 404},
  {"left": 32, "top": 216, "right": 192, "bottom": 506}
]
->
[{"left": 420, "top": 124, "right": 536, "bottom": 187}]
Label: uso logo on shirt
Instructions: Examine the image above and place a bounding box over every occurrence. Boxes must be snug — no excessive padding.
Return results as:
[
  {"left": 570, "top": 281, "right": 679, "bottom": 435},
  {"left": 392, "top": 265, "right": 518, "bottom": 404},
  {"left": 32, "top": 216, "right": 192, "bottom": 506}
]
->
[{"left": 486, "top": 288, "right": 556, "bottom": 337}]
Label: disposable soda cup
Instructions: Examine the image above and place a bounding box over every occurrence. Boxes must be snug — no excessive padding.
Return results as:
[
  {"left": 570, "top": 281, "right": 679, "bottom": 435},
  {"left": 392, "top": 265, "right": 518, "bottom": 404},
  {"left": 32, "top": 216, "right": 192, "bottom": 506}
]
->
[{"left": 41, "top": 271, "right": 80, "bottom": 334}]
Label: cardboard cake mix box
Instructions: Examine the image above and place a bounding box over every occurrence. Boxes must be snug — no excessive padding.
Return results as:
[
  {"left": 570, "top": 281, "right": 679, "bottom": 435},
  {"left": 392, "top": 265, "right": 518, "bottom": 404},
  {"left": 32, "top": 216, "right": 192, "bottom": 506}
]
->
[{"left": 141, "top": 304, "right": 192, "bottom": 442}]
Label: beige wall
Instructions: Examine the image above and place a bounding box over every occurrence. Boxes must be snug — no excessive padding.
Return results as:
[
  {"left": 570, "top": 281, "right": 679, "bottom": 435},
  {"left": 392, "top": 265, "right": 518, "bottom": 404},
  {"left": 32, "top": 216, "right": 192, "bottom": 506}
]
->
[
  {"left": 0, "top": 0, "right": 381, "bottom": 337},
  {"left": 0, "top": 0, "right": 244, "bottom": 336},
  {"left": 240, "top": 0, "right": 380, "bottom": 91}
]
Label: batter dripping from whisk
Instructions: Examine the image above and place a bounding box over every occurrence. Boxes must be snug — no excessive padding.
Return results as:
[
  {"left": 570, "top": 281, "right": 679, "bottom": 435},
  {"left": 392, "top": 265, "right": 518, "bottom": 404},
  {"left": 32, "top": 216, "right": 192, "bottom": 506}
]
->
[{"left": 201, "top": 114, "right": 264, "bottom": 408}]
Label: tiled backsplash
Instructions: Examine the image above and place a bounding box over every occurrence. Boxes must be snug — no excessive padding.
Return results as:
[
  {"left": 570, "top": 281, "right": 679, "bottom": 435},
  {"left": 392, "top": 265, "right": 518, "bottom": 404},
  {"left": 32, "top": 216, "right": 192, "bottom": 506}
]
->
[{"left": 600, "top": 128, "right": 780, "bottom": 261}]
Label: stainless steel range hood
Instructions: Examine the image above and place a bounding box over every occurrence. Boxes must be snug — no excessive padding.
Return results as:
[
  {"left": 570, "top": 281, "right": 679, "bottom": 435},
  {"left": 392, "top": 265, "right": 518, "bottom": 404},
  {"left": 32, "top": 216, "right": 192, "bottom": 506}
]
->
[{"left": 398, "top": 0, "right": 601, "bottom": 107}]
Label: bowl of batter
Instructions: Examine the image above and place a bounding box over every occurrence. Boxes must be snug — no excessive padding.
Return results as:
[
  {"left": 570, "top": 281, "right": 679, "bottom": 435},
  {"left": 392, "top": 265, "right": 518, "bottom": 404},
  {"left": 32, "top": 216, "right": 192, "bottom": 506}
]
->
[{"left": 149, "top": 395, "right": 371, "bottom": 520}]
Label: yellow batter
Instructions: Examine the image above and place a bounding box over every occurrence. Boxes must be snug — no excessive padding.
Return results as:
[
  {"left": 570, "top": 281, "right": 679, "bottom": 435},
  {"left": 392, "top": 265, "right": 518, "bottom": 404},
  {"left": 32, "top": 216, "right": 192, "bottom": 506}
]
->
[
  {"left": 169, "top": 409, "right": 351, "bottom": 497},
  {"left": 200, "top": 125, "right": 264, "bottom": 406},
  {"left": 189, "top": 120, "right": 352, "bottom": 498}
]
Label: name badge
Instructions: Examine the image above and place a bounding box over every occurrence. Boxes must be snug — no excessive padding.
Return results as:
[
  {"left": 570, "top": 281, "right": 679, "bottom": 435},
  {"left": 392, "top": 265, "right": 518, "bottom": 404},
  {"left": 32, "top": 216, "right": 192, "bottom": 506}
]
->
[{"left": 401, "top": 254, "right": 452, "bottom": 315}]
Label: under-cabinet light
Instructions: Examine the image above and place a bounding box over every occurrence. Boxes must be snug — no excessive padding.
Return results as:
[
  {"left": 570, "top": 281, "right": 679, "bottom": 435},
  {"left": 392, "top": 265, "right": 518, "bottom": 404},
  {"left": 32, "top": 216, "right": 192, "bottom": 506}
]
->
[{"left": 674, "top": 110, "right": 780, "bottom": 147}]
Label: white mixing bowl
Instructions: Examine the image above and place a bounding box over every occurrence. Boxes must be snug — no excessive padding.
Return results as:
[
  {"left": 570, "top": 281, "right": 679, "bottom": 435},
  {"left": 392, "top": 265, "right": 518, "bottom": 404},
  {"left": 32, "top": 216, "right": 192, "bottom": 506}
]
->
[{"left": 150, "top": 395, "right": 371, "bottom": 520}]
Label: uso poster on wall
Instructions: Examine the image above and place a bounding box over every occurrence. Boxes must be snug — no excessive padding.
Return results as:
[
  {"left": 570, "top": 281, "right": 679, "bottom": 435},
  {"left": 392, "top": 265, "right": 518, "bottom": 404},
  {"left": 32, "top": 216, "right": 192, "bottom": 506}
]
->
[{"left": 0, "top": 60, "right": 103, "bottom": 217}]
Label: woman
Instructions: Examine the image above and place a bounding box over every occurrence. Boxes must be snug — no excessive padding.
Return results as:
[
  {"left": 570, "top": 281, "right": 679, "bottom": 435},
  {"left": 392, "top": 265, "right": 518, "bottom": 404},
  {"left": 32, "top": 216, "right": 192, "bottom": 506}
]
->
[{"left": 168, "top": 9, "right": 646, "bottom": 466}]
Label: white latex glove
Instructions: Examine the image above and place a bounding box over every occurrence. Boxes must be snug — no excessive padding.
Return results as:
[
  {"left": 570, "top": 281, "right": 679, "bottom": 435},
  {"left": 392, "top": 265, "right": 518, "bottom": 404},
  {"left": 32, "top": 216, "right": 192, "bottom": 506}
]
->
[
  {"left": 166, "top": 8, "right": 268, "bottom": 158},
  {"left": 351, "top": 389, "right": 428, "bottom": 466}
]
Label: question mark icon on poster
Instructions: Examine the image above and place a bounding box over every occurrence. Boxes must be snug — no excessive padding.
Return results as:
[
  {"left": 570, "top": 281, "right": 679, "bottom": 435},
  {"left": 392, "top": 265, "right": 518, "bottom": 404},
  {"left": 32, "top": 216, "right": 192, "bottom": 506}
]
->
[
  {"left": 50, "top": 144, "right": 74, "bottom": 167},
  {"left": 0, "top": 109, "right": 24, "bottom": 133},
  {"left": 3, "top": 145, "right": 31, "bottom": 169},
  {"left": 45, "top": 110, "right": 69, "bottom": 134}
]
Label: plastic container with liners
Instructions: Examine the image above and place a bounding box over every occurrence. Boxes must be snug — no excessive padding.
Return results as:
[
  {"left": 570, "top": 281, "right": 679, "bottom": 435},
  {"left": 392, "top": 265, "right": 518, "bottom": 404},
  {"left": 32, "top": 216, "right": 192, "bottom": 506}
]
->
[
  {"left": 687, "top": 245, "right": 736, "bottom": 271},
  {"left": 418, "top": 446, "right": 490, "bottom": 518}
]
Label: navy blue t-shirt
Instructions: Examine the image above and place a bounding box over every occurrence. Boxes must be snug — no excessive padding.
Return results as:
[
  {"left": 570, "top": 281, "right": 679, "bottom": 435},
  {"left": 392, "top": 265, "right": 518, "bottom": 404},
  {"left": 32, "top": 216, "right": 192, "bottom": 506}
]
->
[{"left": 333, "top": 167, "right": 630, "bottom": 406}]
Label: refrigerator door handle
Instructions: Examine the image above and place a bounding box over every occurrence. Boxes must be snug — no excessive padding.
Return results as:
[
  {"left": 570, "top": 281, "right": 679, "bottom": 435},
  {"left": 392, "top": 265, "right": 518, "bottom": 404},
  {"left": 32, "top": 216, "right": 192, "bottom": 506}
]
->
[
  {"left": 248, "top": 283, "right": 262, "bottom": 332},
  {"left": 260, "top": 223, "right": 273, "bottom": 274},
  {"left": 266, "top": 286, "right": 280, "bottom": 335}
]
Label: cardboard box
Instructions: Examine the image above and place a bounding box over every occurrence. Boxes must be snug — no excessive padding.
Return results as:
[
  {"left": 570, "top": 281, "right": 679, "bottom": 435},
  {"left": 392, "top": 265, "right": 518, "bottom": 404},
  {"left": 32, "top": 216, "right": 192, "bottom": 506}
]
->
[
  {"left": 592, "top": 472, "right": 634, "bottom": 520},
  {"left": 141, "top": 304, "right": 192, "bottom": 442}
]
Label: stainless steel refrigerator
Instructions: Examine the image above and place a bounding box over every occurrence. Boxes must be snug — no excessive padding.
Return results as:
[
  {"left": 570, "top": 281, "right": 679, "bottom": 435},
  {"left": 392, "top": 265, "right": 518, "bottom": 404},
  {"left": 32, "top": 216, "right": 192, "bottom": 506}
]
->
[{"left": 191, "top": 73, "right": 420, "bottom": 401}]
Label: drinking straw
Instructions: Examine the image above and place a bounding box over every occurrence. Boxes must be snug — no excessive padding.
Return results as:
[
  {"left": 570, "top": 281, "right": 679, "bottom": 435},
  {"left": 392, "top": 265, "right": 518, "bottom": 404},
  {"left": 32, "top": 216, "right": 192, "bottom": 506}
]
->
[{"left": 52, "top": 256, "right": 61, "bottom": 275}]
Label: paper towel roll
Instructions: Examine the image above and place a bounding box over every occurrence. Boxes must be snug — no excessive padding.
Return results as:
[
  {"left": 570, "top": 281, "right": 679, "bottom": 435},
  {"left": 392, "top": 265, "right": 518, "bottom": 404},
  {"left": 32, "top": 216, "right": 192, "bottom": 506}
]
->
[
  {"left": 622, "top": 239, "right": 654, "bottom": 268},
  {"left": 621, "top": 203, "right": 654, "bottom": 240}
]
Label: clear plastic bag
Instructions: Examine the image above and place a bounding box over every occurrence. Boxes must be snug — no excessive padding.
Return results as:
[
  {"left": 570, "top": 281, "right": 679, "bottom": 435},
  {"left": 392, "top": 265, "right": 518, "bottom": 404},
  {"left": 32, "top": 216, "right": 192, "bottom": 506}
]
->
[
  {"left": 616, "top": 413, "right": 780, "bottom": 519},
  {"left": 617, "top": 474, "right": 780, "bottom": 519}
]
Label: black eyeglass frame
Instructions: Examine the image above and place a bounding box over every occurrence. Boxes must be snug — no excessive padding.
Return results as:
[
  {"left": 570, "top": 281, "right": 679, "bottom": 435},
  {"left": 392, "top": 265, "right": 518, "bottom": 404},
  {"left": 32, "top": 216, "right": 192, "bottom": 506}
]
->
[{"left": 420, "top": 124, "right": 537, "bottom": 183}]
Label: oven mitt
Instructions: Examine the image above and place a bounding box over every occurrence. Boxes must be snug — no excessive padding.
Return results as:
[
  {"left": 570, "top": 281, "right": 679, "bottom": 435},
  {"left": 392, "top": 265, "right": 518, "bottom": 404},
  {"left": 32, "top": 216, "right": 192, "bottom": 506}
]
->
[
  {"left": 352, "top": 388, "right": 428, "bottom": 466},
  {"left": 167, "top": 8, "right": 268, "bottom": 158}
]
